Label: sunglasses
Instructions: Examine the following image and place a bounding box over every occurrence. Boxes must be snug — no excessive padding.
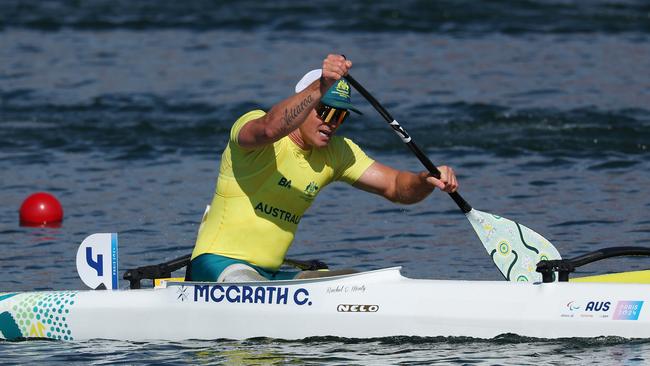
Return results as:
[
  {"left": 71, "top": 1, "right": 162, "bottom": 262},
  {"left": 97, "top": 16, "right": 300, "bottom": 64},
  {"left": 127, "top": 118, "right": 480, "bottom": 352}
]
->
[{"left": 315, "top": 103, "right": 349, "bottom": 125}]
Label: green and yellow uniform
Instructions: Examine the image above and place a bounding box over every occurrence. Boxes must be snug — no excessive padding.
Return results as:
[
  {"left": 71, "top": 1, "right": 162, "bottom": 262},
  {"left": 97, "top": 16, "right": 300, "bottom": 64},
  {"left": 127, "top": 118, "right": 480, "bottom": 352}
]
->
[{"left": 190, "top": 110, "right": 374, "bottom": 279}]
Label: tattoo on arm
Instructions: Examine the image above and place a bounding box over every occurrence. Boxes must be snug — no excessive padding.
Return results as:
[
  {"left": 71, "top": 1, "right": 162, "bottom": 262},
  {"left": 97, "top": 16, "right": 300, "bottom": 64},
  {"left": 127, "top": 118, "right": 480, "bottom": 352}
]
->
[{"left": 282, "top": 95, "right": 313, "bottom": 127}]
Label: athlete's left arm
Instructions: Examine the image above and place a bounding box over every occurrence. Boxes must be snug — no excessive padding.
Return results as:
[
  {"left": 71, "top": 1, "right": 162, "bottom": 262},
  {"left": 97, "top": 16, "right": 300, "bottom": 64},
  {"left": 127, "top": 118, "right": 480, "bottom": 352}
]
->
[{"left": 352, "top": 162, "right": 458, "bottom": 204}]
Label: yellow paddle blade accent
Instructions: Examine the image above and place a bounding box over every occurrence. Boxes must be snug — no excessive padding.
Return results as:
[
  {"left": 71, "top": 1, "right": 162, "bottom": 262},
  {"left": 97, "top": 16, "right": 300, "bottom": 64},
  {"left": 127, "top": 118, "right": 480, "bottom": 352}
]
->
[
  {"left": 154, "top": 277, "right": 185, "bottom": 287},
  {"left": 571, "top": 270, "right": 650, "bottom": 284}
]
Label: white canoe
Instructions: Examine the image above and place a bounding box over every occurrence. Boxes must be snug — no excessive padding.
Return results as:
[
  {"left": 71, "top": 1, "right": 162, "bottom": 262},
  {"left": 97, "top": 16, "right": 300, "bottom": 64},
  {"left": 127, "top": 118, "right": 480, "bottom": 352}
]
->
[{"left": 1, "top": 267, "right": 648, "bottom": 341}]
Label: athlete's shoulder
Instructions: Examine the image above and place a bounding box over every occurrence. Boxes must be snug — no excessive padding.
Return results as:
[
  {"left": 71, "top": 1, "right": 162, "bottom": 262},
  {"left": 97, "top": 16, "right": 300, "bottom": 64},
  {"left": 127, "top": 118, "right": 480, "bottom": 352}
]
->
[
  {"left": 326, "top": 135, "right": 374, "bottom": 183},
  {"left": 237, "top": 109, "right": 266, "bottom": 122},
  {"left": 329, "top": 135, "right": 364, "bottom": 152},
  {"left": 231, "top": 109, "right": 267, "bottom": 145}
]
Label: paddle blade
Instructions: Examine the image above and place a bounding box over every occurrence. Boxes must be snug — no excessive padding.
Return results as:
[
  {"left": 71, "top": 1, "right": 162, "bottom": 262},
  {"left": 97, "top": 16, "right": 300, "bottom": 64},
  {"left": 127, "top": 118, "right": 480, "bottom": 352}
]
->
[{"left": 465, "top": 209, "right": 561, "bottom": 282}]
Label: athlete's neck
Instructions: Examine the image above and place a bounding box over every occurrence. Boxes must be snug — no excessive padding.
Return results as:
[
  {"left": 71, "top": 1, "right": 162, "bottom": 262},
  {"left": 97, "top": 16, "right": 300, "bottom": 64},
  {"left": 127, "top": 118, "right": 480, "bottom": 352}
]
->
[{"left": 288, "top": 130, "right": 311, "bottom": 151}]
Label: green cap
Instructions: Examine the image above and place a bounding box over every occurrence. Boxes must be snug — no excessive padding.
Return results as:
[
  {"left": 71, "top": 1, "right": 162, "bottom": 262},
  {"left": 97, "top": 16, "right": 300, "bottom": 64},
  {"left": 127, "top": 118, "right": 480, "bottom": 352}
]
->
[
  {"left": 295, "top": 69, "right": 362, "bottom": 114},
  {"left": 321, "top": 79, "right": 362, "bottom": 114}
]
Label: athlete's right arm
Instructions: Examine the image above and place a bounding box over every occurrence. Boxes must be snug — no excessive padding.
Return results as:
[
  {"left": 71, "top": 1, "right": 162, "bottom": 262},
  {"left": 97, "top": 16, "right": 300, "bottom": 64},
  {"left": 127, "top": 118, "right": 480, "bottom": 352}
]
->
[{"left": 237, "top": 55, "right": 352, "bottom": 149}]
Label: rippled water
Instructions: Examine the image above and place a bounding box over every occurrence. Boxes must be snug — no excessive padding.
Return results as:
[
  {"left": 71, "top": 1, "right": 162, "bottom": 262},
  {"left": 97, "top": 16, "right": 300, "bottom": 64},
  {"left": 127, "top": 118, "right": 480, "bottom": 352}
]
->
[
  {"left": 1, "top": 0, "right": 650, "bottom": 364},
  {"left": 1, "top": 336, "right": 649, "bottom": 365}
]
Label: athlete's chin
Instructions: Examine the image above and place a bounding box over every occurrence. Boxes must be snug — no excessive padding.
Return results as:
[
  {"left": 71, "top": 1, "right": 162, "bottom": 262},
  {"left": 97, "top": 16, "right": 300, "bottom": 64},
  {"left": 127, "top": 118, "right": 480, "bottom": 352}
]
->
[
  {"left": 311, "top": 135, "right": 331, "bottom": 148},
  {"left": 314, "top": 138, "right": 330, "bottom": 148}
]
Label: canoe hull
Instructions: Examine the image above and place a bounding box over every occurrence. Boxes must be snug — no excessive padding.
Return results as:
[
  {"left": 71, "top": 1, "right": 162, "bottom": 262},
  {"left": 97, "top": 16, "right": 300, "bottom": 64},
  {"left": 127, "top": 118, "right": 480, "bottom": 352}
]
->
[{"left": 1, "top": 268, "right": 649, "bottom": 341}]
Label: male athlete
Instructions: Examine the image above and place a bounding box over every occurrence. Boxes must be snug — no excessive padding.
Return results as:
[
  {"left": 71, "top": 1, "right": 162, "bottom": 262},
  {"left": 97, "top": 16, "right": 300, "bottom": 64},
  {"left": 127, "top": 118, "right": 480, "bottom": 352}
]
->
[{"left": 190, "top": 54, "right": 458, "bottom": 282}]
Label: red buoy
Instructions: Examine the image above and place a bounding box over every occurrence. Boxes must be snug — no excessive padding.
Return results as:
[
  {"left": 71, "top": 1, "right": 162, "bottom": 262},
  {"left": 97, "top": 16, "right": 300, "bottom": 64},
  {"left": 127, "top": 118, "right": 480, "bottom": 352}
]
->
[{"left": 19, "top": 192, "right": 64, "bottom": 227}]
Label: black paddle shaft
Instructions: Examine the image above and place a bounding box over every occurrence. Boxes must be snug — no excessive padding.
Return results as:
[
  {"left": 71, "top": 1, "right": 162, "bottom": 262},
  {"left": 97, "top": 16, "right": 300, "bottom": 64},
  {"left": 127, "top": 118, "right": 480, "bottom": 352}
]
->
[{"left": 344, "top": 74, "right": 472, "bottom": 214}]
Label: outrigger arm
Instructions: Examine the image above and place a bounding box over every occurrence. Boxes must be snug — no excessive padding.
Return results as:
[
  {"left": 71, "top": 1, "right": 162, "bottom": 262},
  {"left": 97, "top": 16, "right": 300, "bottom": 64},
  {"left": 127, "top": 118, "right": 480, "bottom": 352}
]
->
[{"left": 537, "top": 246, "right": 650, "bottom": 283}]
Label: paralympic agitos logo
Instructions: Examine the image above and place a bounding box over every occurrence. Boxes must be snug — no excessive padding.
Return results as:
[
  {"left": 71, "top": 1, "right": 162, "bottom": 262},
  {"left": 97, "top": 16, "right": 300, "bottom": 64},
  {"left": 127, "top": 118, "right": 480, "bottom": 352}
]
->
[
  {"left": 193, "top": 285, "right": 312, "bottom": 306},
  {"left": 567, "top": 300, "right": 611, "bottom": 312}
]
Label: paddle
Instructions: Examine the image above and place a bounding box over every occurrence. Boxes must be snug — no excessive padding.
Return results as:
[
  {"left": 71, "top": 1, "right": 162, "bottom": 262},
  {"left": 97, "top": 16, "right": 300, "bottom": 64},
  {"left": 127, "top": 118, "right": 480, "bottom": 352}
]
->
[{"left": 344, "top": 74, "right": 562, "bottom": 282}]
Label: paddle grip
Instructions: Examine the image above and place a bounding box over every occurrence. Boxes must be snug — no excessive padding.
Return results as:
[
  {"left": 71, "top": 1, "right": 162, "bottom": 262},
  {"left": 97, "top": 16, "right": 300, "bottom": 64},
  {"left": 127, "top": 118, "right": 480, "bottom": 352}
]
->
[{"left": 344, "top": 74, "right": 472, "bottom": 213}]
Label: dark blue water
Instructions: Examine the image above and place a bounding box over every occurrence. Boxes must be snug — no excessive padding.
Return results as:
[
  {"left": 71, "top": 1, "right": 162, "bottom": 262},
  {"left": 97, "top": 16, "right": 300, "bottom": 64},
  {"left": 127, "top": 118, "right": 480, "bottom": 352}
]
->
[{"left": 2, "top": 0, "right": 650, "bottom": 364}]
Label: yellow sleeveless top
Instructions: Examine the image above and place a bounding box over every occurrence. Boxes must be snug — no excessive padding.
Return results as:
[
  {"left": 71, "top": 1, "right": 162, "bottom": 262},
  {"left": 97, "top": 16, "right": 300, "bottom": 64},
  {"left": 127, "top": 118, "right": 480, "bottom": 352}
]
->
[{"left": 191, "top": 110, "right": 375, "bottom": 270}]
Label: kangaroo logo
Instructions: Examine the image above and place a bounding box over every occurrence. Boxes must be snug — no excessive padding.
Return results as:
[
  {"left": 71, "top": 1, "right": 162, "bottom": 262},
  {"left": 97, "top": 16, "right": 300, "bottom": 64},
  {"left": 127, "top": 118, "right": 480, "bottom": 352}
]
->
[
  {"left": 335, "top": 79, "right": 350, "bottom": 97},
  {"left": 304, "top": 182, "right": 319, "bottom": 196}
]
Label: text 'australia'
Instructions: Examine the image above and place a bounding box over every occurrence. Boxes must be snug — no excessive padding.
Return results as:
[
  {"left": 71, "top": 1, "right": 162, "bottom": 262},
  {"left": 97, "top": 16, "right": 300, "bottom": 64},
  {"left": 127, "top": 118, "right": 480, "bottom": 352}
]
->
[{"left": 255, "top": 202, "right": 301, "bottom": 224}]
